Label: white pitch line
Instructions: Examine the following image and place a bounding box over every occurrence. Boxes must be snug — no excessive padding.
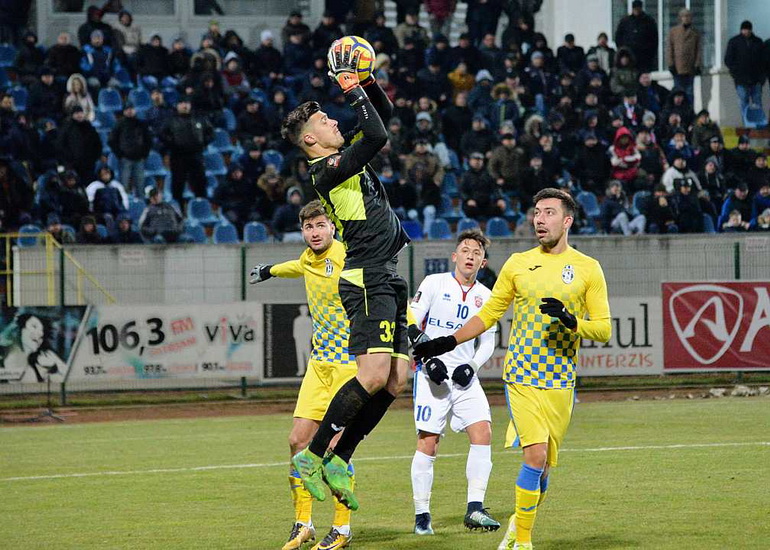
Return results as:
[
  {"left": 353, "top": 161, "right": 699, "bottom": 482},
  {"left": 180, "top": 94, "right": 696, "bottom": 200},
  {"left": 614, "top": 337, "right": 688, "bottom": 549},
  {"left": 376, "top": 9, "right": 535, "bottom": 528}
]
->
[{"left": 2, "top": 441, "right": 768, "bottom": 483}]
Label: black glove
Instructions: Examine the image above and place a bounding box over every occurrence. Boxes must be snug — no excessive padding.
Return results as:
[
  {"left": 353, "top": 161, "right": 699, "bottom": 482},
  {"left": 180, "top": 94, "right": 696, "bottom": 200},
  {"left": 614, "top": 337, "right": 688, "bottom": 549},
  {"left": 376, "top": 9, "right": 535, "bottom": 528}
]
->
[
  {"left": 539, "top": 297, "right": 578, "bottom": 330},
  {"left": 413, "top": 335, "right": 457, "bottom": 362},
  {"left": 407, "top": 325, "right": 430, "bottom": 348},
  {"left": 424, "top": 357, "right": 448, "bottom": 385},
  {"left": 249, "top": 264, "right": 273, "bottom": 284},
  {"left": 452, "top": 363, "right": 475, "bottom": 388}
]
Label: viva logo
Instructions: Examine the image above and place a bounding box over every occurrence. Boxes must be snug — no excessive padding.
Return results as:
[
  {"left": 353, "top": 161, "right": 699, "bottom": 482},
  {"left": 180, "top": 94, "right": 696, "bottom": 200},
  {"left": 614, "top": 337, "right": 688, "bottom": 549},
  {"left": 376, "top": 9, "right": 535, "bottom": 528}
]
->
[{"left": 204, "top": 316, "right": 256, "bottom": 344}]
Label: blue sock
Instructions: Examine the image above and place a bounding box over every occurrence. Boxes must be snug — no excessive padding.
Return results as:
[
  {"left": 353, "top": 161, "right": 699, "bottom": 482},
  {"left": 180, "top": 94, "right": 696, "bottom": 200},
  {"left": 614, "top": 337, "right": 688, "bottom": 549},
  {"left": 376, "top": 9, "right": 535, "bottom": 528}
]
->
[
  {"left": 540, "top": 473, "right": 549, "bottom": 493},
  {"left": 516, "top": 463, "right": 543, "bottom": 491},
  {"left": 466, "top": 501, "right": 483, "bottom": 514}
]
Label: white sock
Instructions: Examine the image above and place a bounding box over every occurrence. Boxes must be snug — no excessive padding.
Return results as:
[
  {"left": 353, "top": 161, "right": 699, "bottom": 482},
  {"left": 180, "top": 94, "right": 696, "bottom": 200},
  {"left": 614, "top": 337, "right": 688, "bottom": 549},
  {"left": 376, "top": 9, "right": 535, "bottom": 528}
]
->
[
  {"left": 466, "top": 444, "right": 492, "bottom": 504},
  {"left": 411, "top": 450, "right": 435, "bottom": 515},
  {"left": 332, "top": 524, "right": 350, "bottom": 535}
]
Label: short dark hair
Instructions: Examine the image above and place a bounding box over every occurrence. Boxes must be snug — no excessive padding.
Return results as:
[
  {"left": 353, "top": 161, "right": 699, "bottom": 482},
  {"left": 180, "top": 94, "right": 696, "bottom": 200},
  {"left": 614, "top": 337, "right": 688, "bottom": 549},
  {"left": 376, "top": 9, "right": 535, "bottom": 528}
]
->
[
  {"left": 533, "top": 187, "right": 577, "bottom": 217},
  {"left": 299, "top": 199, "right": 329, "bottom": 224},
  {"left": 456, "top": 228, "right": 491, "bottom": 251},
  {"left": 281, "top": 101, "right": 321, "bottom": 147}
]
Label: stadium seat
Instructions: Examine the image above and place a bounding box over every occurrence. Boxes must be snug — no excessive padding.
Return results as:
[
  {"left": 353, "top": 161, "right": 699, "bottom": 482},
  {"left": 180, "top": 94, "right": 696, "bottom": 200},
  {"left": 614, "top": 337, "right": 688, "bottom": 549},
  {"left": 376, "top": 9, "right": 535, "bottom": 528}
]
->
[
  {"left": 204, "top": 151, "right": 227, "bottom": 177},
  {"left": 401, "top": 220, "right": 423, "bottom": 241},
  {"left": 442, "top": 172, "right": 459, "bottom": 197},
  {"left": 61, "top": 224, "right": 76, "bottom": 241},
  {"left": 209, "top": 128, "right": 235, "bottom": 154},
  {"left": 107, "top": 152, "right": 121, "bottom": 178},
  {"left": 212, "top": 222, "right": 239, "bottom": 244},
  {"left": 181, "top": 221, "right": 207, "bottom": 243},
  {"left": 113, "top": 67, "right": 134, "bottom": 90},
  {"left": 206, "top": 175, "right": 219, "bottom": 199},
  {"left": 95, "top": 109, "right": 116, "bottom": 130},
  {"left": 262, "top": 149, "right": 284, "bottom": 172},
  {"left": 97, "top": 88, "right": 123, "bottom": 113},
  {"left": 576, "top": 191, "right": 601, "bottom": 219},
  {"left": 96, "top": 224, "right": 109, "bottom": 239},
  {"left": 144, "top": 150, "right": 167, "bottom": 177},
  {"left": 0, "top": 67, "right": 9, "bottom": 89},
  {"left": 447, "top": 148, "right": 461, "bottom": 172},
  {"left": 457, "top": 217, "right": 480, "bottom": 232},
  {"left": 162, "top": 87, "right": 178, "bottom": 107},
  {"left": 222, "top": 108, "right": 236, "bottom": 132},
  {"left": 128, "top": 197, "right": 146, "bottom": 224},
  {"left": 702, "top": 213, "right": 716, "bottom": 234},
  {"left": 17, "top": 224, "right": 42, "bottom": 248},
  {"left": 251, "top": 88, "right": 268, "bottom": 104},
  {"left": 632, "top": 191, "right": 651, "bottom": 216},
  {"left": 128, "top": 88, "right": 151, "bottom": 112},
  {"left": 244, "top": 221, "right": 269, "bottom": 243},
  {"left": 487, "top": 216, "right": 511, "bottom": 237},
  {"left": 0, "top": 44, "right": 16, "bottom": 67},
  {"left": 9, "top": 87, "right": 27, "bottom": 111},
  {"left": 428, "top": 218, "right": 452, "bottom": 240},
  {"left": 186, "top": 197, "right": 219, "bottom": 226}
]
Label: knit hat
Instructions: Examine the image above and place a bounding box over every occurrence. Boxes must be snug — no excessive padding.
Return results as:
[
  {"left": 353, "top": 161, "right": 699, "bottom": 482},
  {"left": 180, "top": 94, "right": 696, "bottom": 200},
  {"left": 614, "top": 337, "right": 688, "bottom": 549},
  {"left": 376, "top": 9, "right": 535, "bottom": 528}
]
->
[
  {"left": 416, "top": 112, "right": 432, "bottom": 123},
  {"left": 741, "top": 20, "right": 753, "bottom": 31},
  {"left": 46, "top": 213, "right": 61, "bottom": 225},
  {"left": 475, "top": 69, "right": 494, "bottom": 83},
  {"left": 260, "top": 30, "right": 274, "bottom": 42}
]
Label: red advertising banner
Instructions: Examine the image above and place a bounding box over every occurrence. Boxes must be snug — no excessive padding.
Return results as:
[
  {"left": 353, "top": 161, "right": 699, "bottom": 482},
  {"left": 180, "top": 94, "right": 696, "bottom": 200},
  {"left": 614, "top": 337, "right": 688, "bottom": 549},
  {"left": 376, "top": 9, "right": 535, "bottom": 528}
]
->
[{"left": 662, "top": 282, "right": 770, "bottom": 370}]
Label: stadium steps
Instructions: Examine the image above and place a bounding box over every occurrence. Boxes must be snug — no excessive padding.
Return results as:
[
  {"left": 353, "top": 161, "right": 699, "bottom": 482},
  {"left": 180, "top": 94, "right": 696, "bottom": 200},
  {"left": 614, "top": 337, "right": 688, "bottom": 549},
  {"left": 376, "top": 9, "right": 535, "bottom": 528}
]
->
[{"left": 383, "top": 0, "right": 468, "bottom": 44}]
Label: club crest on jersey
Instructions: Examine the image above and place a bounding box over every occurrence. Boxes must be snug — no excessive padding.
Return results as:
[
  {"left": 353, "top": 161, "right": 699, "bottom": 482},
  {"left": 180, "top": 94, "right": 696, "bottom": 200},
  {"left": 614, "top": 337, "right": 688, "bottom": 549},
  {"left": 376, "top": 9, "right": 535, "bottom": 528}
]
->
[
  {"left": 474, "top": 295, "right": 483, "bottom": 308},
  {"left": 413, "top": 291, "right": 422, "bottom": 303},
  {"left": 562, "top": 264, "right": 574, "bottom": 284},
  {"left": 327, "top": 155, "right": 340, "bottom": 168},
  {"left": 324, "top": 258, "right": 333, "bottom": 277}
]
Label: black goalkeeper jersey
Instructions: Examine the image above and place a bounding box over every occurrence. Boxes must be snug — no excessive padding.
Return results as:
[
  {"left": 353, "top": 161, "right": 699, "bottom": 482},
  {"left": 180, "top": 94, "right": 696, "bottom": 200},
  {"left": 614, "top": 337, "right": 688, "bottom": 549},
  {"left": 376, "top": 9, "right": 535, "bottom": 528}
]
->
[{"left": 308, "top": 83, "right": 410, "bottom": 269}]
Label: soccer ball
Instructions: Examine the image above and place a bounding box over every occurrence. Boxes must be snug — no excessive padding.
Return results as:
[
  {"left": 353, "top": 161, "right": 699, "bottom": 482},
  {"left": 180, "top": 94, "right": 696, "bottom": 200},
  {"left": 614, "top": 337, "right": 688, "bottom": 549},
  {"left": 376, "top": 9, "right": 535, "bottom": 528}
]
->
[{"left": 329, "top": 35, "right": 376, "bottom": 82}]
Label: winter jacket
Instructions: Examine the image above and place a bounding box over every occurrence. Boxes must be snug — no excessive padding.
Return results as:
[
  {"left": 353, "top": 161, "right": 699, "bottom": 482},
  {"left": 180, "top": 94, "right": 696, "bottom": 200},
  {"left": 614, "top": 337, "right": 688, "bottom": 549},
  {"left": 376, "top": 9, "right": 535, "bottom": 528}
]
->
[
  {"left": 28, "top": 80, "right": 64, "bottom": 121},
  {"left": 46, "top": 43, "right": 82, "bottom": 77},
  {"left": 55, "top": 118, "right": 101, "bottom": 173},
  {"left": 80, "top": 44, "right": 122, "bottom": 84},
  {"left": 109, "top": 117, "right": 152, "bottom": 161},
  {"left": 609, "top": 127, "right": 641, "bottom": 183},
  {"left": 160, "top": 113, "right": 214, "bottom": 155},
  {"left": 725, "top": 33, "right": 765, "bottom": 86},
  {"left": 136, "top": 43, "right": 170, "bottom": 78},
  {"left": 63, "top": 74, "right": 96, "bottom": 121},
  {"left": 461, "top": 167, "right": 500, "bottom": 208},
  {"left": 574, "top": 143, "right": 610, "bottom": 192},
  {"left": 614, "top": 12, "right": 658, "bottom": 71},
  {"left": 441, "top": 104, "right": 473, "bottom": 153},
  {"left": 661, "top": 166, "right": 700, "bottom": 194},
  {"left": 667, "top": 24, "right": 701, "bottom": 75},
  {"left": 139, "top": 202, "right": 183, "bottom": 241},
  {"left": 488, "top": 144, "right": 528, "bottom": 187},
  {"left": 460, "top": 128, "right": 496, "bottom": 160},
  {"left": 673, "top": 191, "right": 703, "bottom": 233}
]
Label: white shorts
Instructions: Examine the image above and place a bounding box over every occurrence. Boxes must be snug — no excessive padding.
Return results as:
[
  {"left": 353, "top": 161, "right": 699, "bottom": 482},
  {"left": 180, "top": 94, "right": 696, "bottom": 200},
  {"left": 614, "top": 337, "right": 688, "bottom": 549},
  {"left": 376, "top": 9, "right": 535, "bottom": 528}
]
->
[{"left": 412, "top": 369, "right": 492, "bottom": 435}]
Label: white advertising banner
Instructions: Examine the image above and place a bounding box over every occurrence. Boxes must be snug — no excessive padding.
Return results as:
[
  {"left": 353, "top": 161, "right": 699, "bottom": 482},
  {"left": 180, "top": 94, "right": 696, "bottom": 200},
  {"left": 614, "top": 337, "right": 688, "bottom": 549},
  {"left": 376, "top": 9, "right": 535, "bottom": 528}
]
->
[
  {"left": 477, "top": 296, "right": 663, "bottom": 380},
  {"left": 65, "top": 303, "right": 262, "bottom": 382}
]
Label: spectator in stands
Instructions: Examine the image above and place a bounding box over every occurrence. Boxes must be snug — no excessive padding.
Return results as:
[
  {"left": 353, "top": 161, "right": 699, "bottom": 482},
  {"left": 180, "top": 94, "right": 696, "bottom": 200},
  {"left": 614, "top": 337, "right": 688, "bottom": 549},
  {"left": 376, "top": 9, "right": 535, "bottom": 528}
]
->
[
  {"left": 168, "top": 38, "right": 192, "bottom": 80},
  {"left": 690, "top": 109, "right": 721, "bottom": 150},
  {"left": 612, "top": 90, "right": 645, "bottom": 130},
  {"left": 665, "top": 127, "right": 695, "bottom": 165},
  {"left": 281, "top": 10, "right": 311, "bottom": 47},
  {"left": 221, "top": 52, "right": 250, "bottom": 98},
  {"left": 441, "top": 92, "right": 472, "bottom": 153},
  {"left": 556, "top": 34, "right": 585, "bottom": 76},
  {"left": 460, "top": 115, "right": 496, "bottom": 161},
  {"left": 487, "top": 83, "right": 519, "bottom": 132},
  {"left": 718, "top": 182, "right": 752, "bottom": 230},
  {"left": 312, "top": 11, "right": 343, "bottom": 53},
  {"left": 192, "top": 72, "right": 224, "bottom": 122},
  {"left": 109, "top": 102, "right": 152, "bottom": 197},
  {"left": 191, "top": 34, "right": 222, "bottom": 75},
  {"left": 59, "top": 170, "right": 89, "bottom": 228},
  {"left": 46, "top": 32, "right": 81, "bottom": 78},
  {"left": 725, "top": 21, "right": 766, "bottom": 127},
  {"left": 206, "top": 20, "right": 224, "bottom": 49},
  {"left": 536, "top": 132, "right": 562, "bottom": 185},
  {"left": 112, "top": 212, "right": 142, "bottom": 244},
  {"left": 614, "top": 0, "right": 658, "bottom": 73},
  {"left": 76, "top": 214, "right": 103, "bottom": 244},
  {"left": 424, "top": 0, "right": 455, "bottom": 38},
  {"left": 574, "top": 131, "right": 610, "bottom": 195},
  {"left": 80, "top": 29, "right": 122, "bottom": 90},
  {"left": 136, "top": 35, "right": 170, "bottom": 88},
  {"left": 489, "top": 132, "right": 527, "bottom": 198},
  {"left": 609, "top": 48, "right": 638, "bottom": 98},
  {"left": 661, "top": 88, "right": 695, "bottom": 134},
  {"left": 77, "top": 6, "right": 113, "bottom": 48},
  {"left": 513, "top": 207, "right": 536, "bottom": 238},
  {"left": 253, "top": 30, "right": 283, "bottom": 83},
  {"left": 366, "top": 12, "right": 400, "bottom": 57},
  {"left": 285, "top": 157, "right": 313, "bottom": 204},
  {"left": 256, "top": 164, "right": 286, "bottom": 220},
  {"left": 86, "top": 164, "right": 129, "bottom": 224},
  {"left": 413, "top": 111, "right": 439, "bottom": 145},
  {"left": 56, "top": 105, "right": 101, "bottom": 185},
  {"left": 451, "top": 32, "right": 483, "bottom": 74},
  {"left": 662, "top": 152, "right": 699, "bottom": 194},
  {"left": 524, "top": 51, "right": 555, "bottom": 113},
  {"left": 609, "top": 127, "right": 641, "bottom": 188},
  {"left": 575, "top": 53, "right": 608, "bottom": 98},
  {"left": 746, "top": 153, "right": 770, "bottom": 194},
  {"left": 636, "top": 127, "right": 667, "bottom": 187},
  {"left": 238, "top": 142, "right": 265, "bottom": 182},
  {"left": 0, "top": 158, "right": 33, "bottom": 230},
  {"left": 46, "top": 213, "right": 75, "bottom": 244},
  {"left": 272, "top": 186, "right": 304, "bottom": 242},
  {"left": 404, "top": 137, "right": 444, "bottom": 190},
  {"left": 643, "top": 184, "right": 677, "bottom": 233},
  {"left": 636, "top": 72, "right": 668, "bottom": 115},
  {"left": 461, "top": 151, "right": 505, "bottom": 219},
  {"left": 722, "top": 209, "right": 750, "bottom": 232},
  {"left": 468, "top": 69, "right": 494, "bottom": 114},
  {"left": 395, "top": 9, "right": 429, "bottom": 51},
  {"left": 36, "top": 170, "right": 64, "bottom": 222},
  {"left": 520, "top": 155, "right": 549, "bottom": 207},
  {"left": 160, "top": 96, "right": 213, "bottom": 205},
  {"left": 28, "top": 67, "right": 64, "bottom": 122},
  {"left": 699, "top": 156, "right": 726, "bottom": 208},
  {"left": 139, "top": 186, "right": 183, "bottom": 243},
  {"left": 587, "top": 32, "right": 615, "bottom": 74},
  {"left": 212, "top": 162, "right": 257, "bottom": 232},
  {"left": 112, "top": 9, "right": 142, "bottom": 58},
  {"left": 666, "top": 8, "right": 701, "bottom": 106},
  {"left": 750, "top": 182, "right": 770, "bottom": 227},
  {"left": 145, "top": 88, "right": 173, "bottom": 138},
  {"left": 601, "top": 180, "right": 646, "bottom": 235},
  {"left": 726, "top": 135, "right": 756, "bottom": 182},
  {"left": 236, "top": 97, "right": 268, "bottom": 146},
  {"left": 415, "top": 58, "right": 450, "bottom": 106},
  {"left": 670, "top": 177, "right": 703, "bottom": 233},
  {"left": 479, "top": 33, "right": 503, "bottom": 73},
  {"left": 283, "top": 31, "right": 313, "bottom": 77},
  {"left": 14, "top": 30, "right": 45, "bottom": 86},
  {"left": 465, "top": 0, "right": 502, "bottom": 47},
  {"left": 64, "top": 72, "right": 99, "bottom": 121},
  {"left": 753, "top": 208, "right": 770, "bottom": 231},
  {"left": 447, "top": 63, "right": 475, "bottom": 104}
]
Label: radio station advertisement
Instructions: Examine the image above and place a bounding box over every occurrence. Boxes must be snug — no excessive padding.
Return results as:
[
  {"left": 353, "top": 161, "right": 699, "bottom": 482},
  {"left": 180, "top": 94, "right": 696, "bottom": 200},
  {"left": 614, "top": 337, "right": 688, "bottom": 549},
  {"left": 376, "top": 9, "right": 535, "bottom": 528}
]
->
[
  {"left": 262, "top": 303, "right": 313, "bottom": 379},
  {"left": 65, "top": 303, "right": 262, "bottom": 382},
  {"left": 477, "top": 297, "right": 663, "bottom": 380}
]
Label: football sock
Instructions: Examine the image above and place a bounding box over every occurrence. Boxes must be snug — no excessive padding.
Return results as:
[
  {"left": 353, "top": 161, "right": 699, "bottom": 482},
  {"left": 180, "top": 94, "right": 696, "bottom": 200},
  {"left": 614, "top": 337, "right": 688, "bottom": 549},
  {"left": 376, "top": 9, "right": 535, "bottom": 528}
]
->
[
  {"left": 538, "top": 471, "right": 549, "bottom": 506},
  {"left": 332, "top": 389, "right": 395, "bottom": 462},
  {"left": 289, "top": 467, "right": 313, "bottom": 525},
  {"left": 466, "top": 444, "right": 492, "bottom": 507},
  {"left": 411, "top": 450, "right": 435, "bottom": 515},
  {"left": 332, "top": 462, "right": 355, "bottom": 532},
  {"left": 515, "top": 463, "right": 543, "bottom": 544},
  {"left": 308, "top": 377, "right": 371, "bottom": 457}
]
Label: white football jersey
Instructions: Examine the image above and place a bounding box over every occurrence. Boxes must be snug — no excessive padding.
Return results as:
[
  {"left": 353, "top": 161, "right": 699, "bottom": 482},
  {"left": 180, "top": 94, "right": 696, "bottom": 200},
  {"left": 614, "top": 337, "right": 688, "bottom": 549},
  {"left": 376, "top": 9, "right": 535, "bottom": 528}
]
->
[{"left": 410, "top": 272, "right": 497, "bottom": 369}]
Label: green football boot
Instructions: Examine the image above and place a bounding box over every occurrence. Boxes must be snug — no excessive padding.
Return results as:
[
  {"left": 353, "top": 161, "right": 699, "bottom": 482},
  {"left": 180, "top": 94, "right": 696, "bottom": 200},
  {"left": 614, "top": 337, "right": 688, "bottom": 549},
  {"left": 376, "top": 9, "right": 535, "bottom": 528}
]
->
[
  {"left": 321, "top": 452, "right": 358, "bottom": 511},
  {"left": 291, "top": 448, "right": 326, "bottom": 501}
]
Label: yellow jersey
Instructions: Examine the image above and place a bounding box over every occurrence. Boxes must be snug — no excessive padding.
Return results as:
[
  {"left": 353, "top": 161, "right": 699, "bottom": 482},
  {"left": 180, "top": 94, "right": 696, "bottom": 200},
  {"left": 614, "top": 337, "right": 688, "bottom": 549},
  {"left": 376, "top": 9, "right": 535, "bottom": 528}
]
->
[
  {"left": 270, "top": 239, "right": 353, "bottom": 365},
  {"left": 477, "top": 245, "right": 611, "bottom": 389}
]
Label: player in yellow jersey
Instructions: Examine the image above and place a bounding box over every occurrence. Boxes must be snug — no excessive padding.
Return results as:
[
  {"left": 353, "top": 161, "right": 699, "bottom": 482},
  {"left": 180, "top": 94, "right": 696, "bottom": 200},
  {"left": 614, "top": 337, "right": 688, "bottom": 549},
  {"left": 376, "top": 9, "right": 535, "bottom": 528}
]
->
[
  {"left": 249, "top": 200, "right": 356, "bottom": 550},
  {"left": 414, "top": 188, "right": 612, "bottom": 550}
]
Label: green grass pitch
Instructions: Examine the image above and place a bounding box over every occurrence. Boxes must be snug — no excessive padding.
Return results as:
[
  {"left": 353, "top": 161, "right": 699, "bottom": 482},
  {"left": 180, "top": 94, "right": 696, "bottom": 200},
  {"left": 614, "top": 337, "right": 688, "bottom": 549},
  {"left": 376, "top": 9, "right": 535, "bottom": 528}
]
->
[{"left": 1, "top": 397, "right": 768, "bottom": 549}]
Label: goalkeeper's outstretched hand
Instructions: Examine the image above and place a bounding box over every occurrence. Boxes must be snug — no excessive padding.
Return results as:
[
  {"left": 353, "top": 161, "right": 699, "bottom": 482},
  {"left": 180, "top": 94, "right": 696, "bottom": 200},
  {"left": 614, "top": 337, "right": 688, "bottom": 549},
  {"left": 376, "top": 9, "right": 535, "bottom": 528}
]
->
[
  {"left": 539, "top": 297, "right": 578, "bottom": 330},
  {"left": 249, "top": 264, "right": 273, "bottom": 284},
  {"left": 413, "top": 335, "right": 457, "bottom": 362},
  {"left": 327, "top": 41, "right": 360, "bottom": 93},
  {"left": 407, "top": 325, "right": 430, "bottom": 348}
]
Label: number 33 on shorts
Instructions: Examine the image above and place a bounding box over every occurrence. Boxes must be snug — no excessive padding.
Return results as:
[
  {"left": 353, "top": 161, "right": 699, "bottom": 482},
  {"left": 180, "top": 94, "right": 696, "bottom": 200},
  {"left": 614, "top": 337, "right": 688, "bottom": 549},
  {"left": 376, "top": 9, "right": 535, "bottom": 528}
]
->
[{"left": 379, "top": 320, "right": 395, "bottom": 342}]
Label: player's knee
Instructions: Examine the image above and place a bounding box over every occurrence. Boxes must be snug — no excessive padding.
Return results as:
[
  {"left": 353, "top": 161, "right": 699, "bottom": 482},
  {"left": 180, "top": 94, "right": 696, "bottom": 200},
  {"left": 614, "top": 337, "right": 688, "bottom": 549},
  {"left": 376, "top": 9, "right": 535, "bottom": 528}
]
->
[
  {"left": 416, "top": 433, "right": 439, "bottom": 456},
  {"left": 288, "top": 432, "right": 311, "bottom": 455},
  {"left": 523, "top": 444, "right": 548, "bottom": 469}
]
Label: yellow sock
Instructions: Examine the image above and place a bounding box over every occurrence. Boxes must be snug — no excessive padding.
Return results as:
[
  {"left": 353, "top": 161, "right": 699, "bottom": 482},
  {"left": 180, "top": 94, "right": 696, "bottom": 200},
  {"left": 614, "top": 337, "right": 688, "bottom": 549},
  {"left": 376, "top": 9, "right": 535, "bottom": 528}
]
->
[
  {"left": 332, "top": 464, "right": 355, "bottom": 528},
  {"left": 515, "top": 484, "right": 541, "bottom": 543},
  {"left": 537, "top": 490, "right": 547, "bottom": 507},
  {"left": 290, "top": 468, "right": 313, "bottom": 525}
]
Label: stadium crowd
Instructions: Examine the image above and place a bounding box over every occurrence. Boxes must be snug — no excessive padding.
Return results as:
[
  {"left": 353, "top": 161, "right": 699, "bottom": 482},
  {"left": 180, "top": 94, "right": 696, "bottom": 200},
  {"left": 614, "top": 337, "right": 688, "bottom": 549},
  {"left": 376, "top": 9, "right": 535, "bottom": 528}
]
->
[{"left": 1, "top": 1, "right": 770, "bottom": 245}]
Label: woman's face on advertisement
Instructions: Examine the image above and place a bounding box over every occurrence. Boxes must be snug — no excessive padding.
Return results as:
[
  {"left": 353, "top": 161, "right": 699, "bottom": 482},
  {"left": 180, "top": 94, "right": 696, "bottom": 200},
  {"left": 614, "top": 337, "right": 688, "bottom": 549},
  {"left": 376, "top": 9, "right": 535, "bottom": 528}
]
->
[{"left": 21, "top": 316, "right": 44, "bottom": 352}]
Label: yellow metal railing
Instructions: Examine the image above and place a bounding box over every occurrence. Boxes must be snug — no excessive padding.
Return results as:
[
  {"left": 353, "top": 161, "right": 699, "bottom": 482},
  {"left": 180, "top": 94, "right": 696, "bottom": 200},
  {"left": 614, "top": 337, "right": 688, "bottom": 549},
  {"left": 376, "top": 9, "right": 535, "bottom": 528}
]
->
[{"left": 0, "top": 232, "right": 116, "bottom": 306}]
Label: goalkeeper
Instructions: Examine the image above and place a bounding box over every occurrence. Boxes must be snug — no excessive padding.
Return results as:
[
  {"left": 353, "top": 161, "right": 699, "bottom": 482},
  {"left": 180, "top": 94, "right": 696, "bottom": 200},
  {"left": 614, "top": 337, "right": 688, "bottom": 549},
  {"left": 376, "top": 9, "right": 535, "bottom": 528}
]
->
[{"left": 281, "top": 41, "right": 411, "bottom": 512}]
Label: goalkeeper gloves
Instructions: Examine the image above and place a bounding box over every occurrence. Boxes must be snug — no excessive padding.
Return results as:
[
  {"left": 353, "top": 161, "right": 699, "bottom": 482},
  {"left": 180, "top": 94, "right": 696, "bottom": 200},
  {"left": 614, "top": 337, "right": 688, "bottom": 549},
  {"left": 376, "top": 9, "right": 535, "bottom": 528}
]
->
[
  {"left": 407, "top": 325, "right": 430, "bottom": 348},
  {"left": 249, "top": 264, "right": 273, "bottom": 284},
  {"left": 539, "top": 297, "right": 578, "bottom": 330},
  {"left": 451, "top": 363, "right": 475, "bottom": 388},
  {"left": 413, "top": 335, "right": 457, "bottom": 362},
  {"left": 327, "top": 41, "right": 361, "bottom": 93},
  {"left": 424, "top": 357, "right": 449, "bottom": 385}
]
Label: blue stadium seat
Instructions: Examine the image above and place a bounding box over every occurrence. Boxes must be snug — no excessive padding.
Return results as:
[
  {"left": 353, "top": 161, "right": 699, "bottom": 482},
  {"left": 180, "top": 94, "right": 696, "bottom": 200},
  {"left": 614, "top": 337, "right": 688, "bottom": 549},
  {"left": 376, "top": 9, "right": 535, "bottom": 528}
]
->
[
  {"left": 113, "top": 67, "right": 134, "bottom": 90},
  {"left": 186, "top": 197, "right": 219, "bottom": 226},
  {"left": 96, "top": 224, "right": 109, "bottom": 239},
  {"left": 703, "top": 213, "right": 716, "bottom": 234},
  {"left": 243, "top": 221, "right": 269, "bottom": 243},
  {"left": 181, "top": 221, "right": 207, "bottom": 243},
  {"left": 128, "top": 88, "right": 151, "bottom": 112},
  {"left": 0, "top": 67, "right": 9, "bottom": 89},
  {"left": 428, "top": 218, "right": 452, "bottom": 240},
  {"left": 162, "top": 87, "right": 178, "bottom": 107},
  {"left": 487, "top": 216, "right": 511, "bottom": 237},
  {"left": 128, "top": 197, "right": 146, "bottom": 224},
  {"left": 222, "top": 108, "right": 236, "bottom": 132},
  {"left": 204, "top": 151, "right": 227, "bottom": 177},
  {"left": 17, "top": 224, "right": 42, "bottom": 248},
  {"left": 0, "top": 44, "right": 16, "bottom": 68},
  {"left": 447, "top": 148, "right": 461, "bottom": 172},
  {"left": 209, "top": 128, "right": 235, "bottom": 154},
  {"left": 632, "top": 191, "right": 651, "bottom": 216},
  {"left": 262, "top": 149, "right": 284, "bottom": 172},
  {"left": 212, "top": 222, "right": 239, "bottom": 244},
  {"left": 251, "top": 88, "right": 268, "bottom": 104},
  {"left": 401, "top": 220, "right": 423, "bottom": 240},
  {"left": 576, "top": 191, "right": 601, "bottom": 219},
  {"left": 442, "top": 172, "right": 459, "bottom": 197},
  {"left": 95, "top": 109, "right": 116, "bottom": 130},
  {"left": 61, "top": 224, "right": 76, "bottom": 241},
  {"left": 144, "top": 150, "right": 167, "bottom": 177},
  {"left": 107, "top": 152, "right": 121, "bottom": 178},
  {"left": 98, "top": 88, "right": 123, "bottom": 113},
  {"left": 457, "top": 217, "right": 480, "bottom": 232},
  {"left": 206, "top": 175, "right": 219, "bottom": 199},
  {"left": 9, "top": 87, "right": 27, "bottom": 111}
]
